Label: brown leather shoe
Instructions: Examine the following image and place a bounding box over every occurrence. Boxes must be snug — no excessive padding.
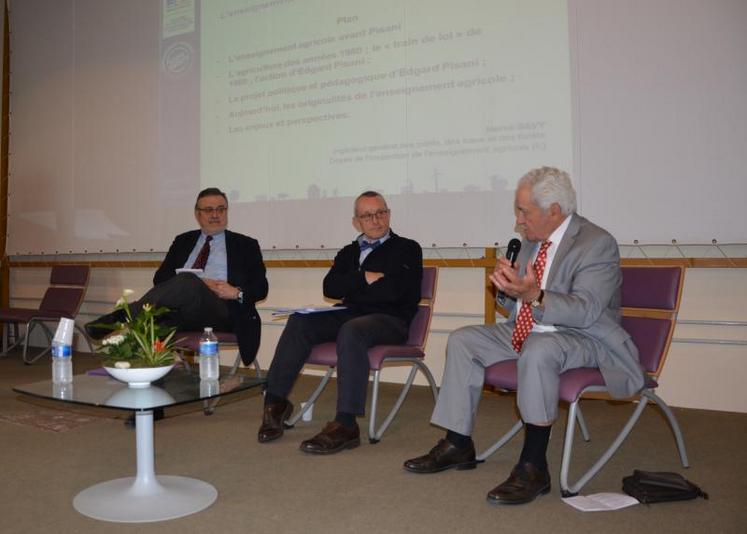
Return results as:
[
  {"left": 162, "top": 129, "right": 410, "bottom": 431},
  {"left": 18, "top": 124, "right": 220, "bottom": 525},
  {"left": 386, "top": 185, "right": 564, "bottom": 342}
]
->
[
  {"left": 299, "top": 421, "right": 360, "bottom": 455},
  {"left": 257, "top": 400, "right": 293, "bottom": 443},
  {"left": 403, "top": 438, "right": 477, "bottom": 473},
  {"left": 486, "top": 462, "right": 551, "bottom": 505}
]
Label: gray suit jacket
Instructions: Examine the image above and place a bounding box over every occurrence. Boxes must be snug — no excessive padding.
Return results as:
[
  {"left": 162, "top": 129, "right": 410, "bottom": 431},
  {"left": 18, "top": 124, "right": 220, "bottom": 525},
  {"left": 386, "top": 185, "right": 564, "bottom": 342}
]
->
[{"left": 499, "top": 213, "right": 645, "bottom": 398}]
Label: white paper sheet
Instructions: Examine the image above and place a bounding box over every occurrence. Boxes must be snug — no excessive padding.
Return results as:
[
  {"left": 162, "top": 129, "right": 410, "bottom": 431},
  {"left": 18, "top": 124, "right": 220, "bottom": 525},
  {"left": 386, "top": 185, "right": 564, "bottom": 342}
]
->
[{"left": 562, "top": 493, "right": 640, "bottom": 512}]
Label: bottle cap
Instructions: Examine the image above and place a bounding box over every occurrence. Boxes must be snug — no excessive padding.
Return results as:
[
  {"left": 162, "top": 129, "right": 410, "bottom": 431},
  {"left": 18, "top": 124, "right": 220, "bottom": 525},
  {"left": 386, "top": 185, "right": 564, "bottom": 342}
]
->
[
  {"left": 205, "top": 327, "right": 213, "bottom": 332},
  {"left": 53, "top": 317, "right": 75, "bottom": 345}
]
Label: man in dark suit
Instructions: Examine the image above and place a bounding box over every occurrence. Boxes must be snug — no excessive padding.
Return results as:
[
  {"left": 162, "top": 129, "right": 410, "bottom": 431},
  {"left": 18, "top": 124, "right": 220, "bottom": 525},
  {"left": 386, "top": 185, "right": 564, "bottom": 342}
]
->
[
  {"left": 86, "top": 187, "right": 268, "bottom": 366},
  {"left": 403, "top": 167, "right": 644, "bottom": 505},
  {"left": 258, "top": 191, "right": 423, "bottom": 455}
]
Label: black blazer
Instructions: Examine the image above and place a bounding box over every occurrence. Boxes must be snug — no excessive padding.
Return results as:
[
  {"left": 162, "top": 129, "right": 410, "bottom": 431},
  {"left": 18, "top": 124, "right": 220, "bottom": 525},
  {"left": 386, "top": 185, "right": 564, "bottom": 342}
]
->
[{"left": 154, "top": 229, "right": 269, "bottom": 364}]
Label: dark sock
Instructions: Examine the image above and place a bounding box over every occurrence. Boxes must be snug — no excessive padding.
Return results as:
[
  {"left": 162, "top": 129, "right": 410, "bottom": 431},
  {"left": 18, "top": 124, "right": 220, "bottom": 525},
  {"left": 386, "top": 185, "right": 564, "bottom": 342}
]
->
[
  {"left": 446, "top": 430, "right": 473, "bottom": 449},
  {"left": 264, "top": 391, "right": 286, "bottom": 406},
  {"left": 519, "top": 423, "right": 551, "bottom": 471},
  {"left": 334, "top": 412, "right": 356, "bottom": 428}
]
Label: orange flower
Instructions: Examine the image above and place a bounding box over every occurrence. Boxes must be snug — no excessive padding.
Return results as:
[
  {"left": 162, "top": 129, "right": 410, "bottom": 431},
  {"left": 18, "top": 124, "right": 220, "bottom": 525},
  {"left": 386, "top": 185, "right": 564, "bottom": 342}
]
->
[{"left": 153, "top": 339, "right": 166, "bottom": 353}]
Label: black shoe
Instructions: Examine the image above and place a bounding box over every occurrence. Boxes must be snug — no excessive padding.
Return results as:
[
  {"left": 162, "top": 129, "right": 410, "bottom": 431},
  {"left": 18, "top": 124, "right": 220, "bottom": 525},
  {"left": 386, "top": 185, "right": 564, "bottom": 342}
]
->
[
  {"left": 486, "top": 462, "right": 551, "bottom": 505},
  {"left": 257, "top": 400, "right": 294, "bottom": 443},
  {"left": 403, "top": 438, "right": 477, "bottom": 473},
  {"left": 124, "top": 408, "right": 165, "bottom": 428},
  {"left": 299, "top": 421, "right": 360, "bottom": 455},
  {"left": 85, "top": 309, "right": 128, "bottom": 340}
]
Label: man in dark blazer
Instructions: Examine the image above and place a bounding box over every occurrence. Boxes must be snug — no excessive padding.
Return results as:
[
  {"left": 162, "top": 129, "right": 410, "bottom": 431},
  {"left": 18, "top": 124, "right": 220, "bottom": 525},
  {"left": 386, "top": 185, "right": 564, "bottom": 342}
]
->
[
  {"left": 257, "top": 191, "right": 423, "bottom": 455},
  {"left": 86, "top": 187, "right": 268, "bottom": 366},
  {"left": 404, "top": 167, "right": 645, "bottom": 505}
]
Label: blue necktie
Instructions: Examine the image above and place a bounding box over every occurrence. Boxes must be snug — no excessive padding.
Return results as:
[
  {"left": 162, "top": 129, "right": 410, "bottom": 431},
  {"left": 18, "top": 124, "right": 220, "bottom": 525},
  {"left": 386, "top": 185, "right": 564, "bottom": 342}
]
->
[{"left": 360, "top": 240, "right": 381, "bottom": 251}]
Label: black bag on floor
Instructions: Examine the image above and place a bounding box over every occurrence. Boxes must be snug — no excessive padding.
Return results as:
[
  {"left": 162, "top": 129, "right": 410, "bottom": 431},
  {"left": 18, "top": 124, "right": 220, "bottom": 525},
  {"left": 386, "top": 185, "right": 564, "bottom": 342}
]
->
[{"left": 622, "top": 470, "right": 708, "bottom": 504}]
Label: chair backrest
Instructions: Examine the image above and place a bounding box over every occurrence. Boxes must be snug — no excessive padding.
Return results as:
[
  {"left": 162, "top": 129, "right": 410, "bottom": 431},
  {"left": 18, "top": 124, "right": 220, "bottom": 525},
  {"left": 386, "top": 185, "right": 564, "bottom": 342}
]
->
[
  {"left": 39, "top": 265, "right": 90, "bottom": 317},
  {"left": 404, "top": 266, "right": 439, "bottom": 347},
  {"left": 620, "top": 266, "right": 684, "bottom": 377}
]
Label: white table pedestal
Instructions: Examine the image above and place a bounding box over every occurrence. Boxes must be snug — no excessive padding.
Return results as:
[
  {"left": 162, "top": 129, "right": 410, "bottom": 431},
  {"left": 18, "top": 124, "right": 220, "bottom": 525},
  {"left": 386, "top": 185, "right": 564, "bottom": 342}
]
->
[{"left": 73, "top": 410, "right": 217, "bottom": 523}]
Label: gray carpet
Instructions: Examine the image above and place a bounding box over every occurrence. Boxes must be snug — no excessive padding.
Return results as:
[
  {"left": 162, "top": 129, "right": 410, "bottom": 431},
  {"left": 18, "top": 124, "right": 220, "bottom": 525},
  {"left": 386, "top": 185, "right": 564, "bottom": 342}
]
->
[{"left": 1, "top": 351, "right": 745, "bottom": 533}]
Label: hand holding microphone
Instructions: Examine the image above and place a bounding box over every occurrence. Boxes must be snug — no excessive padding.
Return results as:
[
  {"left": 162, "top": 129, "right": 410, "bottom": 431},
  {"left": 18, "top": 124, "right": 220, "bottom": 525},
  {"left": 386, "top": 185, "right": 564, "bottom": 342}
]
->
[{"left": 490, "top": 238, "right": 521, "bottom": 297}]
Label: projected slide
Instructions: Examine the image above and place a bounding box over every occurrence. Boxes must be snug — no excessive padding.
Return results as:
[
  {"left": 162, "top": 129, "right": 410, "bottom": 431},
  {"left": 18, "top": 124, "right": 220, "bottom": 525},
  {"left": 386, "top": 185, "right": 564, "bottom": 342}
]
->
[{"left": 198, "top": 0, "right": 572, "bottom": 203}]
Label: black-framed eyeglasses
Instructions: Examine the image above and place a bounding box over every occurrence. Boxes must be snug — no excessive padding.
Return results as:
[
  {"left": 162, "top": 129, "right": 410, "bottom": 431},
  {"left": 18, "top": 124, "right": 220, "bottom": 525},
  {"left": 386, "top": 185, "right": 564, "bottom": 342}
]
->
[
  {"left": 196, "top": 206, "right": 227, "bottom": 215},
  {"left": 356, "top": 209, "right": 390, "bottom": 223}
]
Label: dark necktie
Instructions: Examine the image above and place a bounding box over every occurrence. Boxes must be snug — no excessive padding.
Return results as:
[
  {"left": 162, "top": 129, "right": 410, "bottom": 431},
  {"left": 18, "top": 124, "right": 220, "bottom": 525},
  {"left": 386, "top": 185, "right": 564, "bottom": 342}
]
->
[
  {"left": 360, "top": 240, "right": 381, "bottom": 251},
  {"left": 511, "top": 240, "right": 552, "bottom": 353},
  {"left": 191, "top": 235, "right": 213, "bottom": 270}
]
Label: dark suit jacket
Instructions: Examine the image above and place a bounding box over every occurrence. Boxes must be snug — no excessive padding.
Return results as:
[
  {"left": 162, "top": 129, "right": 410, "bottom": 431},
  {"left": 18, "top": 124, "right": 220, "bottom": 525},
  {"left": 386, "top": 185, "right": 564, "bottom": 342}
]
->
[
  {"left": 323, "top": 231, "right": 423, "bottom": 324},
  {"left": 154, "top": 229, "right": 268, "bottom": 364}
]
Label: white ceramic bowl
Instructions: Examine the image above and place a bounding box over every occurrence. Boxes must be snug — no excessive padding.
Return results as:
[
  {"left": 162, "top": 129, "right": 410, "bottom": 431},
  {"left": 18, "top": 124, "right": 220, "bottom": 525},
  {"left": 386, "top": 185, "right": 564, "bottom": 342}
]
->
[{"left": 104, "top": 365, "right": 174, "bottom": 389}]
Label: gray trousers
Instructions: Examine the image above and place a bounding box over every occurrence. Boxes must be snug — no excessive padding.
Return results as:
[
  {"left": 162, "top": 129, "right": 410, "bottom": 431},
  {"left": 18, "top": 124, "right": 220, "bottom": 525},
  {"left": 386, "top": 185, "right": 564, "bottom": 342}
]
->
[{"left": 431, "top": 322, "right": 604, "bottom": 434}]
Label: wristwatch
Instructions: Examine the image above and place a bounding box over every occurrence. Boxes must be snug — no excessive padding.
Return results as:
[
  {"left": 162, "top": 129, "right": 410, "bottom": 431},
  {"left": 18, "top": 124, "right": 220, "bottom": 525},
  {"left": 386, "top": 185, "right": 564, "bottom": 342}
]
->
[
  {"left": 530, "top": 289, "right": 544, "bottom": 308},
  {"left": 237, "top": 289, "right": 244, "bottom": 303}
]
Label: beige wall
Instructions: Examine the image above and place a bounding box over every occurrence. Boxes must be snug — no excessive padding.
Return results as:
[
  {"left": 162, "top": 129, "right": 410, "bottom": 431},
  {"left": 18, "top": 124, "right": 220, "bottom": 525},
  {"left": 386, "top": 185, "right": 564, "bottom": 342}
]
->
[{"left": 8, "top": 265, "right": 747, "bottom": 413}]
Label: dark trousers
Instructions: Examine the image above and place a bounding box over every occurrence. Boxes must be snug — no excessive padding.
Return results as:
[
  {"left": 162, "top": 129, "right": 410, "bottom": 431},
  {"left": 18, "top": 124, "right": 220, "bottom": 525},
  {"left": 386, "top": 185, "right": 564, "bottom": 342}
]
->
[
  {"left": 266, "top": 310, "right": 408, "bottom": 415},
  {"left": 133, "top": 273, "right": 232, "bottom": 332}
]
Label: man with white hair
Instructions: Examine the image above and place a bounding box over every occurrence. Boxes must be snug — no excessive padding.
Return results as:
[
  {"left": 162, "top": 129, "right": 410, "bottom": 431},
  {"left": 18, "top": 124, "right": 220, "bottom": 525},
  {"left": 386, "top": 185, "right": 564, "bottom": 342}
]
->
[{"left": 404, "top": 167, "right": 644, "bottom": 505}]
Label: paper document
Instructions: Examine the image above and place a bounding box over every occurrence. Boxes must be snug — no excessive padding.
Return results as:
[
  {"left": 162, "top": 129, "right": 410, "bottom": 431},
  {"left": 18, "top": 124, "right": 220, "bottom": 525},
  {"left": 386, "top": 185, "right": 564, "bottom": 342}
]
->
[
  {"left": 176, "top": 268, "right": 204, "bottom": 276},
  {"left": 562, "top": 493, "right": 639, "bottom": 512},
  {"left": 271, "top": 306, "right": 347, "bottom": 317}
]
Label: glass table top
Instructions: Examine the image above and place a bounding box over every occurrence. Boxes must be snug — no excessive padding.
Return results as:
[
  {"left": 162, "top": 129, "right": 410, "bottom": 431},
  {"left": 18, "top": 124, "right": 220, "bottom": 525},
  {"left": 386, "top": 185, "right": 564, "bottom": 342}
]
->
[{"left": 13, "top": 368, "right": 265, "bottom": 411}]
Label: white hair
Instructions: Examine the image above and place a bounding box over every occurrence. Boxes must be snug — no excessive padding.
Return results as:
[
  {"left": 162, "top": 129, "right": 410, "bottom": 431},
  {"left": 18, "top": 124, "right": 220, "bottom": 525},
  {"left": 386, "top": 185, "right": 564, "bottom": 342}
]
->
[{"left": 517, "top": 167, "right": 577, "bottom": 215}]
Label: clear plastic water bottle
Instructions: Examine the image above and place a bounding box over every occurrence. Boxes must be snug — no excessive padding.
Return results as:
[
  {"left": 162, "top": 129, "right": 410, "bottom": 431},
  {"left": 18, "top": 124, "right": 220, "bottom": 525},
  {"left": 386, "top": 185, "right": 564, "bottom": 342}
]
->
[
  {"left": 200, "top": 379, "right": 220, "bottom": 398},
  {"left": 53, "top": 382, "right": 74, "bottom": 400},
  {"left": 198, "top": 327, "right": 220, "bottom": 380},
  {"left": 51, "top": 340, "right": 73, "bottom": 384}
]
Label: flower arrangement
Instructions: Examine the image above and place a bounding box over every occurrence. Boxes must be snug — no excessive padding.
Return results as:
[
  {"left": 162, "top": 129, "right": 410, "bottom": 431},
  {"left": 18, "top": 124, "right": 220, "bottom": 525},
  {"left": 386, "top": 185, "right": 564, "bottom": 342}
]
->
[{"left": 96, "top": 290, "right": 179, "bottom": 368}]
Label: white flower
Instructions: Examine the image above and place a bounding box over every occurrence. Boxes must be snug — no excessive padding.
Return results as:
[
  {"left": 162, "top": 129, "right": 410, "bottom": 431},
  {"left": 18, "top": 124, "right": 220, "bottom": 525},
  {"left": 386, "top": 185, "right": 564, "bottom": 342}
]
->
[
  {"left": 114, "top": 361, "right": 131, "bottom": 369},
  {"left": 122, "top": 289, "right": 135, "bottom": 297},
  {"left": 102, "top": 334, "right": 125, "bottom": 346},
  {"left": 142, "top": 303, "right": 153, "bottom": 312},
  {"left": 115, "top": 297, "right": 126, "bottom": 307}
]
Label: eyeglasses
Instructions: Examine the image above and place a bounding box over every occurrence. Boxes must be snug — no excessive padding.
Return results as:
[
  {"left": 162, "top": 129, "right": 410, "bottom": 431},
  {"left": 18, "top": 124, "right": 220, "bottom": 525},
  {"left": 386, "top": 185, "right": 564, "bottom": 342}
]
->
[
  {"left": 356, "top": 209, "right": 390, "bottom": 223},
  {"left": 196, "top": 206, "right": 227, "bottom": 215}
]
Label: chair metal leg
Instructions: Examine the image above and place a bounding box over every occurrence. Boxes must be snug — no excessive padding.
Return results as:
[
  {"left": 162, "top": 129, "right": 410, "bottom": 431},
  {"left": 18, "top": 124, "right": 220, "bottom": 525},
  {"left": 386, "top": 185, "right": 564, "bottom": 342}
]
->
[
  {"left": 645, "top": 391, "right": 690, "bottom": 467},
  {"left": 415, "top": 359, "right": 440, "bottom": 403},
  {"left": 22, "top": 320, "right": 55, "bottom": 364},
  {"left": 367, "top": 358, "right": 440, "bottom": 443},
  {"left": 286, "top": 368, "right": 335, "bottom": 427},
  {"left": 476, "top": 420, "right": 524, "bottom": 461},
  {"left": 560, "top": 395, "right": 650, "bottom": 497},
  {"left": 1, "top": 323, "right": 8, "bottom": 356},
  {"left": 575, "top": 405, "right": 591, "bottom": 442},
  {"left": 368, "top": 366, "right": 416, "bottom": 443},
  {"left": 1, "top": 323, "right": 22, "bottom": 356}
]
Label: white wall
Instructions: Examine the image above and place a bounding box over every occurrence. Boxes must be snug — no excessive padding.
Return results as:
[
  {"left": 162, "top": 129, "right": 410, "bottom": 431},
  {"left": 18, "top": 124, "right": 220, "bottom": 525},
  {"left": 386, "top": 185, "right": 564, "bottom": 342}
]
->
[{"left": 9, "top": 264, "right": 747, "bottom": 414}]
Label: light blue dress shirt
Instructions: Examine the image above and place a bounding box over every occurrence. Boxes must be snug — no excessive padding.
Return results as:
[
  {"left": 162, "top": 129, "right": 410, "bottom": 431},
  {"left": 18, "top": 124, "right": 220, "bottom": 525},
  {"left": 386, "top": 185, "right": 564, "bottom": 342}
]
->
[{"left": 183, "top": 231, "right": 228, "bottom": 281}]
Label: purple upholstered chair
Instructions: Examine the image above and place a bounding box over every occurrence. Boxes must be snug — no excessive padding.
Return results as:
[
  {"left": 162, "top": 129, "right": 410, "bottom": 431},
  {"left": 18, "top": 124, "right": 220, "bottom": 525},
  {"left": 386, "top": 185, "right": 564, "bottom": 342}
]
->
[
  {"left": 0, "top": 265, "right": 93, "bottom": 363},
  {"left": 285, "top": 266, "right": 440, "bottom": 443},
  {"left": 478, "top": 265, "right": 689, "bottom": 496}
]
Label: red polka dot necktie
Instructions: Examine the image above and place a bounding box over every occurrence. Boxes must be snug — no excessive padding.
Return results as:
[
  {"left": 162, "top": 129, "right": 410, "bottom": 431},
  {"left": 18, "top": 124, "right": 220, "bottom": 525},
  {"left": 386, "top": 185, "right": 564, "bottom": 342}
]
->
[
  {"left": 191, "top": 235, "right": 213, "bottom": 270},
  {"left": 511, "top": 240, "right": 552, "bottom": 353}
]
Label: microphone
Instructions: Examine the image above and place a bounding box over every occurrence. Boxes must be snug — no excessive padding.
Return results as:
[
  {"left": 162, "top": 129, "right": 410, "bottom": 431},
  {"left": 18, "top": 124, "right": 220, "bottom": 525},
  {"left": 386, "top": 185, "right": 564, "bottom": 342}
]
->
[
  {"left": 497, "top": 238, "right": 521, "bottom": 300},
  {"left": 506, "top": 238, "right": 521, "bottom": 268}
]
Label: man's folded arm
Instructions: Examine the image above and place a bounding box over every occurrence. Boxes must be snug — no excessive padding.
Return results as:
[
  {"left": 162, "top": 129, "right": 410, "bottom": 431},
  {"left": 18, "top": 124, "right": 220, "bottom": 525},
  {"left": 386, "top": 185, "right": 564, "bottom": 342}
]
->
[
  {"left": 348, "top": 245, "right": 423, "bottom": 305},
  {"left": 322, "top": 249, "right": 367, "bottom": 299}
]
